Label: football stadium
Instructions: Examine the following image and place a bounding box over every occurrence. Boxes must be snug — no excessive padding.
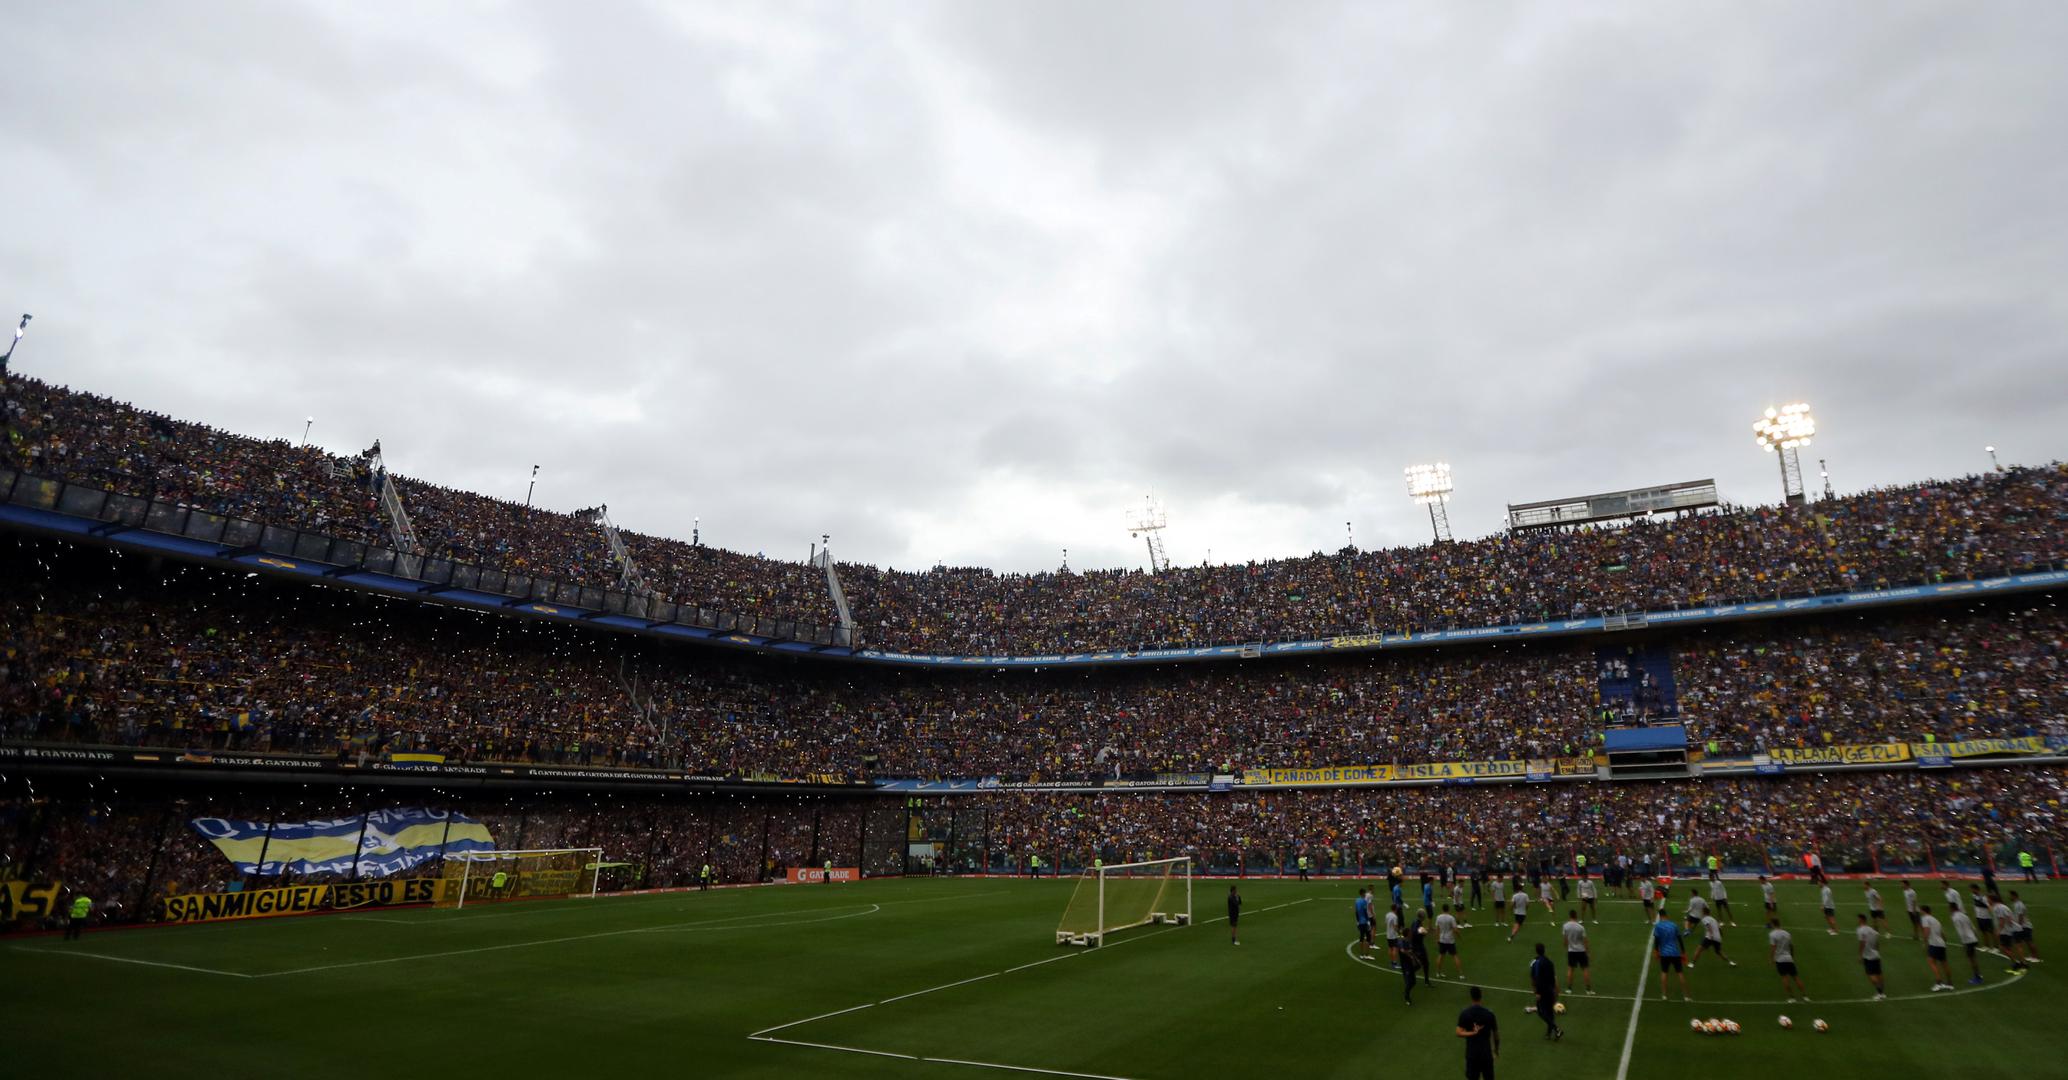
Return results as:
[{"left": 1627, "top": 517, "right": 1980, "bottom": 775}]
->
[
  {"left": 8, "top": 5, "right": 2068, "bottom": 1079},
  {"left": 3, "top": 380, "right": 2064, "bottom": 1078}
]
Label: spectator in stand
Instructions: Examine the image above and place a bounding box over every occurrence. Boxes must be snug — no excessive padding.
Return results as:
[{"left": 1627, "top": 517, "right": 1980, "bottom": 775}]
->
[
  {"left": 4, "top": 536, "right": 2065, "bottom": 780},
  {"left": 7, "top": 376, "right": 2066, "bottom": 657}
]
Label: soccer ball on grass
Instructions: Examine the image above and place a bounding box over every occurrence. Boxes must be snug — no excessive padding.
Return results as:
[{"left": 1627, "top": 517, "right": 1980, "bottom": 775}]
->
[
  {"left": 1813, "top": 1019, "right": 1829, "bottom": 1032},
  {"left": 1778, "top": 1015, "right": 1793, "bottom": 1029}
]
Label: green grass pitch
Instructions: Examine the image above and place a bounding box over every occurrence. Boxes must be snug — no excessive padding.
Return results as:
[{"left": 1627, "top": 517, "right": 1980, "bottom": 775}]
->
[{"left": 7, "top": 878, "right": 2059, "bottom": 1078}]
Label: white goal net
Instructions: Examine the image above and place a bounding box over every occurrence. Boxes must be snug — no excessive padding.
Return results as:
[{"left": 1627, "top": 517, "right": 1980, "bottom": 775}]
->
[
  {"left": 435, "top": 848, "right": 604, "bottom": 909},
  {"left": 1056, "top": 857, "right": 1192, "bottom": 946}
]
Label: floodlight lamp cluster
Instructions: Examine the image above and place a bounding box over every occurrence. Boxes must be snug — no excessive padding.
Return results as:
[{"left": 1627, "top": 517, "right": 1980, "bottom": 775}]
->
[
  {"left": 1404, "top": 462, "right": 1453, "bottom": 503},
  {"left": 1753, "top": 403, "right": 1815, "bottom": 452}
]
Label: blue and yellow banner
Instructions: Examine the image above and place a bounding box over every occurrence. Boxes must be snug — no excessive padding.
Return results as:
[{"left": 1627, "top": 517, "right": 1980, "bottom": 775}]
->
[
  {"left": 1925, "top": 736, "right": 2050, "bottom": 759},
  {"left": 1767, "top": 743, "right": 1912, "bottom": 766},
  {"left": 189, "top": 807, "right": 494, "bottom": 877},
  {"left": 160, "top": 879, "right": 440, "bottom": 924},
  {"left": 1242, "top": 764, "right": 1396, "bottom": 787},
  {"left": 1240, "top": 759, "right": 1532, "bottom": 787},
  {"left": 1, "top": 881, "right": 63, "bottom": 921},
  {"left": 1391, "top": 759, "right": 1527, "bottom": 782}
]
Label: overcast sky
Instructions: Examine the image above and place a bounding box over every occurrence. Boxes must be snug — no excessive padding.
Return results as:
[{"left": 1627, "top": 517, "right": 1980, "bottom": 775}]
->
[{"left": 6, "top": 2, "right": 2066, "bottom": 573}]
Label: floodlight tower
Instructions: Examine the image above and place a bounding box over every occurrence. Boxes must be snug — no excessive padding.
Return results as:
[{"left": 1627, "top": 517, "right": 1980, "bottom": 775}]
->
[
  {"left": 1752, "top": 402, "right": 1816, "bottom": 506},
  {"left": 1404, "top": 462, "right": 1454, "bottom": 543},
  {"left": 0, "top": 314, "right": 29, "bottom": 375},
  {"left": 1127, "top": 496, "right": 1171, "bottom": 573}
]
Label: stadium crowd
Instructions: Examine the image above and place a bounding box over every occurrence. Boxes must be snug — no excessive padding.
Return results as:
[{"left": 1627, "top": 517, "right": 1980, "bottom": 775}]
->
[
  {"left": 961, "top": 768, "right": 2068, "bottom": 877},
  {"left": 5, "top": 768, "right": 2058, "bottom": 928},
  {"left": 4, "top": 539, "right": 2063, "bottom": 784},
  {"left": 7, "top": 376, "right": 2067, "bottom": 655}
]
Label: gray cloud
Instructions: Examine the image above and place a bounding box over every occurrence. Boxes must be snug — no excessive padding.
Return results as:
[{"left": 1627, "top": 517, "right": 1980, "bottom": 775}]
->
[{"left": 4, "top": 1, "right": 2064, "bottom": 576}]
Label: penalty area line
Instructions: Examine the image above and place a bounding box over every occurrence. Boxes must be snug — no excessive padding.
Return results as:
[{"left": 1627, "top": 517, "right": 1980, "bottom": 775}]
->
[
  {"left": 8, "top": 945, "right": 256, "bottom": 978},
  {"left": 259, "top": 903, "right": 882, "bottom": 977},
  {"left": 747, "top": 896, "right": 1314, "bottom": 1074},
  {"left": 751, "top": 1036, "right": 1137, "bottom": 1079},
  {"left": 1615, "top": 946, "right": 1651, "bottom": 1080},
  {"left": 748, "top": 1035, "right": 919, "bottom": 1061},
  {"left": 924, "top": 1055, "right": 1136, "bottom": 1079}
]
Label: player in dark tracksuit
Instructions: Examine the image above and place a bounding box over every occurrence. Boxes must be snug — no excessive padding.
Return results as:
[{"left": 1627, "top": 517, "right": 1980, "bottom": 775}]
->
[
  {"left": 1530, "top": 943, "right": 1563, "bottom": 1039},
  {"left": 1228, "top": 886, "right": 1242, "bottom": 945},
  {"left": 1456, "top": 986, "right": 1500, "bottom": 1080},
  {"left": 1398, "top": 932, "right": 1422, "bottom": 1003},
  {"left": 1410, "top": 913, "right": 1434, "bottom": 987}
]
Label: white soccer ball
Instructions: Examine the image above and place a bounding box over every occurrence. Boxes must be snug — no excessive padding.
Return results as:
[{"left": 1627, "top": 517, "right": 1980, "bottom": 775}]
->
[
  {"left": 1778, "top": 1015, "right": 1793, "bottom": 1029},
  {"left": 1723, "top": 1020, "right": 1740, "bottom": 1035},
  {"left": 1813, "top": 1019, "right": 1829, "bottom": 1032},
  {"left": 1554, "top": 1002, "right": 1566, "bottom": 1014},
  {"left": 1393, "top": 865, "right": 1404, "bottom": 876},
  {"left": 1690, "top": 1018, "right": 1705, "bottom": 1033}
]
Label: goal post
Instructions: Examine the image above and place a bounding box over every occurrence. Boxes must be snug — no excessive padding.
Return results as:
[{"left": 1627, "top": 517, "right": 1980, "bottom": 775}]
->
[
  {"left": 435, "top": 848, "right": 604, "bottom": 909},
  {"left": 1056, "top": 857, "right": 1192, "bottom": 946}
]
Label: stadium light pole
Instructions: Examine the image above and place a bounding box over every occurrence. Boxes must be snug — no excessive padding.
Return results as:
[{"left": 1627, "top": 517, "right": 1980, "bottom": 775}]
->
[
  {"left": 1752, "top": 403, "right": 1815, "bottom": 507},
  {"left": 0, "top": 315, "right": 27, "bottom": 460},
  {"left": 1818, "top": 458, "right": 1834, "bottom": 501},
  {"left": 1986, "top": 445, "right": 2001, "bottom": 472},
  {"left": 302, "top": 416, "right": 315, "bottom": 446},
  {"left": 1404, "top": 462, "right": 1454, "bottom": 543},
  {"left": 0, "top": 314, "right": 28, "bottom": 376},
  {"left": 524, "top": 465, "right": 539, "bottom": 508}
]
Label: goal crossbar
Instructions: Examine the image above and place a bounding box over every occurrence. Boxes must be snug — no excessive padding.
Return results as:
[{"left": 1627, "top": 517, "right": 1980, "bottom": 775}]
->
[
  {"left": 441, "top": 847, "right": 603, "bottom": 910},
  {"left": 1094, "top": 857, "right": 1194, "bottom": 873},
  {"left": 445, "top": 847, "right": 604, "bottom": 859},
  {"left": 1057, "top": 856, "right": 1192, "bottom": 947}
]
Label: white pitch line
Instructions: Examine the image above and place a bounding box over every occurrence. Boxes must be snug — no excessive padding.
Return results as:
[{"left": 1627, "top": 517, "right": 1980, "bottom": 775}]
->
[
  {"left": 258, "top": 903, "right": 881, "bottom": 976},
  {"left": 1001, "top": 953, "right": 1079, "bottom": 976},
  {"left": 750, "top": 1002, "right": 883, "bottom": 1038},
  {"left": 750, "top": 1037, "right": 1139, "bottom": 1079},
  {"left": 9, "top": 946, "right": 256, "bottom": 978},
  {"left": 749, "top": 1036, "right": 919, "bottom": 1061},
  {"left": 640, "top": 907, "right": 881, "bottom": 934},
  {"left": 924, "top": 1055, "right": 1137, "bottom": 1080},
  {"left": 745, "top": 895, "right": 1315, "bottom": 1075},
  {"left": 1614, "top": 944, "right": 1651, "bottom": 1080},
  {"left": 876, "top": 889, "right": 1013, "bottom": 907},
  {"left": 878, "top": 971, "right": 999, "bottom": 1005}
]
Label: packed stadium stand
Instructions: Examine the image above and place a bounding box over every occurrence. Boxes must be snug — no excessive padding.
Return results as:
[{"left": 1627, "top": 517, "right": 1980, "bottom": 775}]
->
[
  {"left": 7, "top": 375, "right": 2066, "bottom": 654},
  {"left": 2, "top": 374, "right": 2064, "bottom": 932}
]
